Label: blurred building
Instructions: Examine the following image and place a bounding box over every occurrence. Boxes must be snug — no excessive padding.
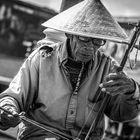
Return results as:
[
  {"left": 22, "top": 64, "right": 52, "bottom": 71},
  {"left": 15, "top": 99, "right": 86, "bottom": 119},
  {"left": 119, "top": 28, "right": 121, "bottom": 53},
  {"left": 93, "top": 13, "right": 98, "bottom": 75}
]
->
[{"left": 0, "top": 0, "right": 57, "bottom": 92}]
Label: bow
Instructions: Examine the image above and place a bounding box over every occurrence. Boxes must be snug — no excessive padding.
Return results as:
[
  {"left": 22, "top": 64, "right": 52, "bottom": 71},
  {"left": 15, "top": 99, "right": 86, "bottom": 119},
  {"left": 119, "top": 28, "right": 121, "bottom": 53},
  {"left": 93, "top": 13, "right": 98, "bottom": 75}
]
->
[{"left": 0, "top": 106, "right": 76, "bottom": 140}]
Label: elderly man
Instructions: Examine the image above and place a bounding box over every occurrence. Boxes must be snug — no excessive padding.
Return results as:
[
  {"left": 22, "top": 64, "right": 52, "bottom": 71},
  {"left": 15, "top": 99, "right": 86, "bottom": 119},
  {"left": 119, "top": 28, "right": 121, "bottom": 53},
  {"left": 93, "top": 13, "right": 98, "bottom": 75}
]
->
[{"left": 0, "top": 0, "right": 139, "bottom": 140}]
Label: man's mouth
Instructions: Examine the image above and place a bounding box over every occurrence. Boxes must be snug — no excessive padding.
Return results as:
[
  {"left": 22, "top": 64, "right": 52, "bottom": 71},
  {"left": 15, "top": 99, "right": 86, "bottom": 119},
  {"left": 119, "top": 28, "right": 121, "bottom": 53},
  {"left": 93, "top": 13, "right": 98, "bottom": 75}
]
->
[
  {"left": 78, "top": 52, "right": 93, "bottom": 59},
  {"left": 79, "top": 50, "right": 93, "bottom": 56}
]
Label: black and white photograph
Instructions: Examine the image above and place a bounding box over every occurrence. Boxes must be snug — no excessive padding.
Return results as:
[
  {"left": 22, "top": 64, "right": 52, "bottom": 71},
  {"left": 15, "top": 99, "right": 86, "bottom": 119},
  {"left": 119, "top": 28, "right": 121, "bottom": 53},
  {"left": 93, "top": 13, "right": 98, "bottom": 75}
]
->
[{"left": 0, "top": 0, "right": 140, "bottom": 140}]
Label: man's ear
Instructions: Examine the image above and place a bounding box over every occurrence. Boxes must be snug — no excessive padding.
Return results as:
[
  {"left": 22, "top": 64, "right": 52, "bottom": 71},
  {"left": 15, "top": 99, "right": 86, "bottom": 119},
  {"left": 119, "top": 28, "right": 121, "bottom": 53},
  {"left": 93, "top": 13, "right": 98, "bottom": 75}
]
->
[{"left": 65, "top": 33, "right": 72, "bottom": 39}]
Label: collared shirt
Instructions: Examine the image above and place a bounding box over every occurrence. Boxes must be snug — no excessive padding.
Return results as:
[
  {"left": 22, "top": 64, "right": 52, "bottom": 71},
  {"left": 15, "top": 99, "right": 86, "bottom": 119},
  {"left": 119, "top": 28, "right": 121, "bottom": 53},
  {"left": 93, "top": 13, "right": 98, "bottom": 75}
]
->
[{"left": 0, "top": 40, "right": 139, "bottom": 140}]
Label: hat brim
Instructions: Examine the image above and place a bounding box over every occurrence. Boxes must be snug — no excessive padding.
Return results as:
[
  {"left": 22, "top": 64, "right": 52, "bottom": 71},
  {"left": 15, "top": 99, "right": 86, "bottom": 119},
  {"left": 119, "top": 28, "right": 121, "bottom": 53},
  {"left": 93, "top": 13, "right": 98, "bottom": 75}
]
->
[{"left": 42, "top": 0, "right": 129, "bottom": 44}]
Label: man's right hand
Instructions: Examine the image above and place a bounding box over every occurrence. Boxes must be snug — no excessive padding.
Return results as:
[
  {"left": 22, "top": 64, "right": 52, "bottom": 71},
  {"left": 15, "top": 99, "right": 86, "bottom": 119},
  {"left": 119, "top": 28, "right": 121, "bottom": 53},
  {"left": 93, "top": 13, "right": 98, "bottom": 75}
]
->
[{"left": 0, "top": 106, "right": 20, "bottom": 130}]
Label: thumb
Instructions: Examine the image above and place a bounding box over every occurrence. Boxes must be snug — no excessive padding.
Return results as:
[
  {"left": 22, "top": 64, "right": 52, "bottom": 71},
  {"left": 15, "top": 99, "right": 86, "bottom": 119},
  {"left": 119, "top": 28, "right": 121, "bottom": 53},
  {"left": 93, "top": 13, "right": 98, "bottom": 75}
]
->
[
  {"left": 111, "top": 64, "right": 123, "bottom": 73},
  {"left": 12, "top": 111, "right": 19, "bottom": 117}
]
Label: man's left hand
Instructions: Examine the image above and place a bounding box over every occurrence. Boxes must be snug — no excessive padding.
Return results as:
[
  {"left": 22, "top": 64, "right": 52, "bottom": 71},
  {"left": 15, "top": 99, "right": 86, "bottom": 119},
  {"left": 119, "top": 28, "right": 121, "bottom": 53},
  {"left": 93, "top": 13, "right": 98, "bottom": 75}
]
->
[{"left": 99, "top": 72, "right": 135, "bottom": 96}]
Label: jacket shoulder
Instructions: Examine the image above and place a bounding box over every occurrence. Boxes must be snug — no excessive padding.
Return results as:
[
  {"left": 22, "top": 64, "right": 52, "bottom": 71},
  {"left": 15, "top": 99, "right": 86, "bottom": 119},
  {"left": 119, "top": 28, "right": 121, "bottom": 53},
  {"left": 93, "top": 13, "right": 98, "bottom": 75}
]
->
[
  {"left": 38, "top": 44, "right": 55, "bottom": 58},
  {"left": 28, "top": 43, "right": 55, "bottom": 60}
]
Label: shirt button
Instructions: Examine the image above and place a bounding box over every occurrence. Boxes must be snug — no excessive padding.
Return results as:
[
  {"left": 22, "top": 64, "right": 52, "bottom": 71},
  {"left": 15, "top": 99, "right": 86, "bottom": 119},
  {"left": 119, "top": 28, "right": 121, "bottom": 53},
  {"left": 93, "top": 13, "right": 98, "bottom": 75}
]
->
[{"left": 70, "top": 110, "right": 74, "bottom": 114}]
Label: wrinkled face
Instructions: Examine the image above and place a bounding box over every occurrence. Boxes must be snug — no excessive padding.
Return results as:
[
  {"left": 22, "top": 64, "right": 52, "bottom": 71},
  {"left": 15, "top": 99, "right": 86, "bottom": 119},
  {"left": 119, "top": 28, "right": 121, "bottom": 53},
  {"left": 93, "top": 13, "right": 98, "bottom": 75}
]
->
[{"left": 68, "top": 34, "right": 106, "bottom": 63}]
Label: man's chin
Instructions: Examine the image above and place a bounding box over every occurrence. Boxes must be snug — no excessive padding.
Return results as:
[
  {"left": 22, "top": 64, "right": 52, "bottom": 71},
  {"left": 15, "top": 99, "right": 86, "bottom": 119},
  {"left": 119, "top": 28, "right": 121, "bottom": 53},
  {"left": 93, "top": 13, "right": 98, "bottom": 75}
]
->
[{"left": 76, "top": 56, "right": 92, "bottom": 63}]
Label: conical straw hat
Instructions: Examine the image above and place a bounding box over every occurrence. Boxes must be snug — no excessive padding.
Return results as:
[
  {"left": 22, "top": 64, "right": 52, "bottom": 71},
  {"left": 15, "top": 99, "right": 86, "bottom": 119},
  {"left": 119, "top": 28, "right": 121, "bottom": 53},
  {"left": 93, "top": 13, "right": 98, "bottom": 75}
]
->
[
  {"left": 42, "top": 0, "right": 128, "bottom": 43},
  {"left": 43, "top": 28, "right": 66, "bottom": 43}
]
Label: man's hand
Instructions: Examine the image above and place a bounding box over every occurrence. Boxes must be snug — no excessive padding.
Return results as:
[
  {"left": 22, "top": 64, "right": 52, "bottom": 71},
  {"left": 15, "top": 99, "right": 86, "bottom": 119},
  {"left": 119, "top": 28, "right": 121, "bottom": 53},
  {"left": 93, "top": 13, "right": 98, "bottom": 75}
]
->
[
  {"left": 0, "top": 106, "right": 20, "bottom": 130},
  {"left": 99, "top": 71, "right": 135, "bottom": 96}
]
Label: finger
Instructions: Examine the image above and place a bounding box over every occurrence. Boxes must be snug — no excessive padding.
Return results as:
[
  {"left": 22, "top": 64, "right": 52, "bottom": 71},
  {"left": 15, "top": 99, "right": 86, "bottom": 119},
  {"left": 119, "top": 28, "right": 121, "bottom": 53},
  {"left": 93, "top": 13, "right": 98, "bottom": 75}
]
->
[
  {"left": 100, "top": 83, "right": 119, "bottom": 93},
  {"left": 106, "top": 84, "right": 128, "bottom": 92},
  {"left": 107, "top": 86, "right": 129, "bottom": 96},
  {"left": 1, "top": 107, "right": 19, "bottom": 118},
  {"left": 3, "top": 106, "right": 14, "bottom": 115},
  {"left": 100, "top": 88, "right": 106, "bottom": 93},
  {"left": 12, "top": 111, "right": 19, "bottom": 117},
  {"left": 105, "top": 72, "right": 125, "bottom": 81},
  {"left": 105, "top": 73, "right": 122, "bottom": 81},
  {"left": 102, "top": 80, "right": 123, "bottom": 88},
  {"left": 111, "top": 88, "right": 127, "bottom": 96},
  {"left": 104, "top": 76, "right": 132, "bottom": 87}
]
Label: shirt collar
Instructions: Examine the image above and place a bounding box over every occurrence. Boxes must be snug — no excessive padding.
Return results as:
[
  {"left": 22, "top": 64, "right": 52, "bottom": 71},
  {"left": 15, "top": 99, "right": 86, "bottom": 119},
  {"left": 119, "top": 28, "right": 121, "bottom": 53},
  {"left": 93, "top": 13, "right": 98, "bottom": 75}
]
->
[{"left": 58, "top": 39, "right": 70, "bottom": 65}]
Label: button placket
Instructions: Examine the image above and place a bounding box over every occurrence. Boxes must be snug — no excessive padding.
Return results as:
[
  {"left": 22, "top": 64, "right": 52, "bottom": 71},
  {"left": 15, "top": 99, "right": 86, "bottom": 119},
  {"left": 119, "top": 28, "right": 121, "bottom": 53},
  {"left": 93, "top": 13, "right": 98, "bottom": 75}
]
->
[{"left": 65, "top": 63, "right": 84, "bottom": 129}]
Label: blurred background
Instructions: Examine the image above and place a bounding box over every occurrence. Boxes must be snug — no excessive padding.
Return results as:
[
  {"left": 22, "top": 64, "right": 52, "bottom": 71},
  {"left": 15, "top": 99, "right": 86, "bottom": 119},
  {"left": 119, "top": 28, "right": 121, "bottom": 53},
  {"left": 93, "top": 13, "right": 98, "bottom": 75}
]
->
[{"left": 0, "top": 0, "right": 140, "bottom": 139}]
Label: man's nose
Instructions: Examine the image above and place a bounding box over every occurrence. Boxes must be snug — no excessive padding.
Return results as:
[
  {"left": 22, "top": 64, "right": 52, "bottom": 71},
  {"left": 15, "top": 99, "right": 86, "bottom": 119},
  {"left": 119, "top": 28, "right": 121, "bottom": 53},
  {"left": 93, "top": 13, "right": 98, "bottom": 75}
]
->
[{"left": 82, "top": 45, "right": 94, "bottom": 51}]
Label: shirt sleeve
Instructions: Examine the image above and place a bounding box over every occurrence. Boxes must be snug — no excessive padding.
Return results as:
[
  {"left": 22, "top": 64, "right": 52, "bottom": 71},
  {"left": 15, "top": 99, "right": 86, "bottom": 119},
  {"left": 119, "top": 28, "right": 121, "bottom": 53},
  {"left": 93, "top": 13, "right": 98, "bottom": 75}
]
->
[
  {"left": 0, "top": 96, "right": 20, "bottom": 113},
  {"left": 0, "top": 49, "right": 40, "bottom": 112}
]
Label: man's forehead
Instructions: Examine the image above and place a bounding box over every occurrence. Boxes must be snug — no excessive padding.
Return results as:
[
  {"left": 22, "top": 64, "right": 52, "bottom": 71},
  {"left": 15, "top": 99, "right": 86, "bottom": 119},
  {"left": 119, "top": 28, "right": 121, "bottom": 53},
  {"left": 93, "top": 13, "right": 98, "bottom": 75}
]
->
[{"left": 72, "top": 35, "right": 105, "bottom": 40}]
